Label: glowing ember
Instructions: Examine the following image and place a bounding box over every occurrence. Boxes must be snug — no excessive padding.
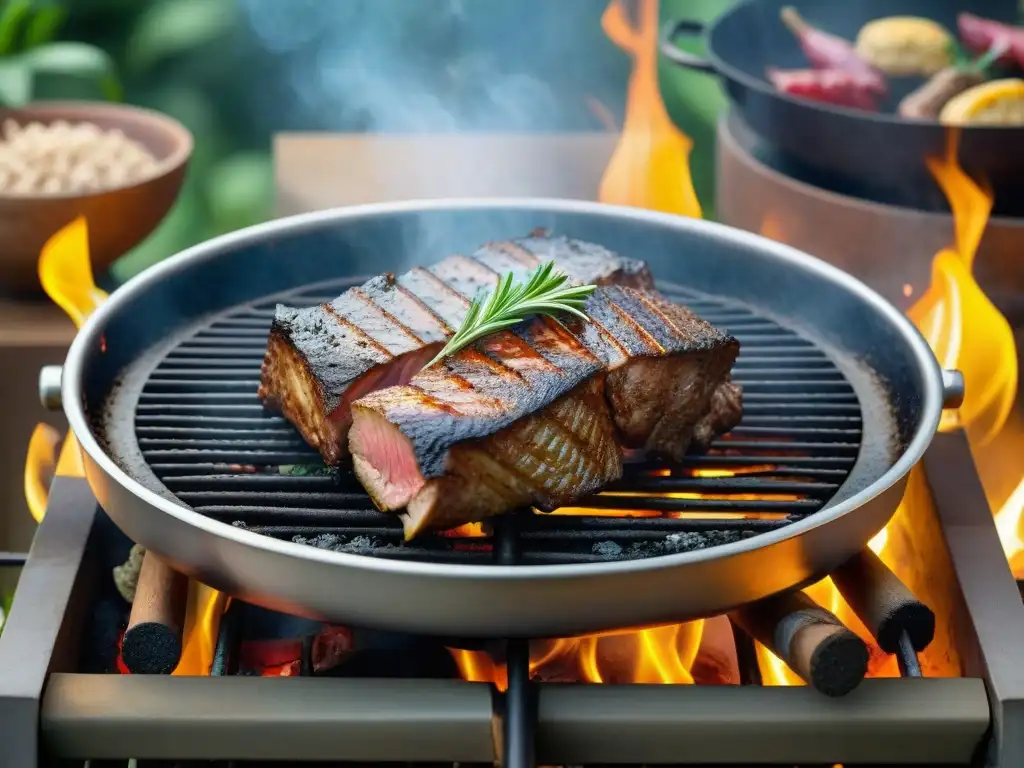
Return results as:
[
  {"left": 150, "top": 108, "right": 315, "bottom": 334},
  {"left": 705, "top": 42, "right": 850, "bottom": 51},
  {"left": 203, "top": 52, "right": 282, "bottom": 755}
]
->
[
  {"left": 597, "top": 0, "right": 701, "bottom": 216},
  {"left": 691, "top": 465, "right": 779, "bottom": 477}
]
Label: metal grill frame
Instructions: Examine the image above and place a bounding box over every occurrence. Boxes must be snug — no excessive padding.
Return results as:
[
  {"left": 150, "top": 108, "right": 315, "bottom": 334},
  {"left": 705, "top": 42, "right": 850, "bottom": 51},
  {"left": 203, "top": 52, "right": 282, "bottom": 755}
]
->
[
  {"left": 138, "top": 278, "right": 864, "bottom": 567},
  {"left": 0, "top": 442, "right": 1007, "bottom": 766}
]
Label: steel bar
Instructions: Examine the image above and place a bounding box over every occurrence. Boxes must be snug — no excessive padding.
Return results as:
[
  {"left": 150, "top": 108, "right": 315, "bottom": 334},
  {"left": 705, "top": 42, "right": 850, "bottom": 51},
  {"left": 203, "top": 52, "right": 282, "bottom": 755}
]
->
[
  {"left": 896, "top": 631, "right": 923, "bottom": 678},
  {"left": 729, "top": 618, "right": 763, "bottom": 686},
  {"left": 535, "top": 678, "right": 988, "bottom": 765},
  {"left": 924, "top": 431, "right": 1024, "bottom": 768},
  {"left": 39, "top": 673, "right": 985, "bottom": 764},
  {"left": 41, "top": 674, "right": 496, "bottom": 763},
  {"left": 494, "top": 515, "right": 534, "bottom": 768},
  {"left": 0, "top": 477, "right": 98, "bottom": 768},
  {"left": 503, "top": 640, "right": 535, "bottom": 768}
]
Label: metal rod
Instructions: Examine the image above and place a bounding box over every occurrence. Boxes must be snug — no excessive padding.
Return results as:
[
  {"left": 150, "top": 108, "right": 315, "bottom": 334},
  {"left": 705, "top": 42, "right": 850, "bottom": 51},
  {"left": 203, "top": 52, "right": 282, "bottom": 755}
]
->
[
  {"left": 896, "top": 630, "right": 923, "bottom": 678},
  {"left": 0, "top": 552, "right": 28, "bottom": 567},
  {"left": 729, "top": 617, "right": 763, "bottom": 686},
  {"left": 210, "top": 602, "right": 240, "bottom": 677},
  {"left": 493, "top": 513, "right": 534, "bottom": 768},
  {"left": 504, "top": 639, "right": 535, "bottom": 768},
  {"left": 300, "top": 633, "right": 314, "bottom": 677}
]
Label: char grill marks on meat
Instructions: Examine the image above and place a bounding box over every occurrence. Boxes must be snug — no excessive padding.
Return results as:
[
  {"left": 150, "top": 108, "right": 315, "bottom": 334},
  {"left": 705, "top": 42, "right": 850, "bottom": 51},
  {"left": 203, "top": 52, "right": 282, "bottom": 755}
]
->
[
  {"left": 258, "top": 236, "right": 653, "bottom": 465},
  {"left": 349, "top": 286, "right": 740, "bottom": 539}
]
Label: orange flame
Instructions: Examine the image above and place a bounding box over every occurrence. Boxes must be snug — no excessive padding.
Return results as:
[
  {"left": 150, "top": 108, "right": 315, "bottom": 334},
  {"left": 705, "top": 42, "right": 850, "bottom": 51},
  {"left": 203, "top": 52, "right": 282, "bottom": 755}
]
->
[
  {"left": 905, "top": 130, "right": 1024, "bottom": 581},
  {"left": 173, "top": 585, "right": 230, "bottom": 676},
  {"left": 38, "top": 217, "right": 109, "bottom": 329},
  {"left": 906, "top": 130, "right": 1016, "bottom": 446},
  {"left": 996, "top": 478, "right": 1024, "bottom": 569},
  {"left": 24, "top": 423, "right": 61, "bottom": 523},
  {"left": 597, "top": 0, "right": 701, "bottom": 217},
  {"left": 449, "top": 621, "right": 719, "bottom": 687}
]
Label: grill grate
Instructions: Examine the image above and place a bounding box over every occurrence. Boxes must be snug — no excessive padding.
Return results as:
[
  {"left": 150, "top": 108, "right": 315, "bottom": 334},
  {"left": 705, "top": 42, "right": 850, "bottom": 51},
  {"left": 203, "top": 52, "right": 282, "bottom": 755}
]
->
[{"left": 137, "top": 279, "right": 863, "bottom": 565}]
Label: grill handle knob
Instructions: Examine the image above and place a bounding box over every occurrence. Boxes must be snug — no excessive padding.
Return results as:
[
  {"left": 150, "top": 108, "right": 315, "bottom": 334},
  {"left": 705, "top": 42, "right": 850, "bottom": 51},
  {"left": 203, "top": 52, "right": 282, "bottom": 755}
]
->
[
  {"left": 39, "top": 365, "right": 63, "bottom": 411},
  {"left": 940, "top": 369, "right": 965, "bottom": 409}
]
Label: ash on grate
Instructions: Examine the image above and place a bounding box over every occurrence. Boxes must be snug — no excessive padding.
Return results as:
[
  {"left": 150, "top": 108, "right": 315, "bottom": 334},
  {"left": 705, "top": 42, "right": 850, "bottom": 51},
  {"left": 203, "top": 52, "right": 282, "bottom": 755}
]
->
[
  {"left": 593, "top": 530, "right": 755, "bottom": 559},
  {"left": 291, "top": 533, "right": 404, "bottom": 555}
]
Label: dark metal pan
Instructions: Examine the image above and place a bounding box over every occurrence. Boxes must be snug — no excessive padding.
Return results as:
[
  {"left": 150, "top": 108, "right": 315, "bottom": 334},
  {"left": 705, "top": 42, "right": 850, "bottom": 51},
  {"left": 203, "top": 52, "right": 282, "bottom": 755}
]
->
[
  {"left": 55, "top": 200, "right": 962, "bottom": 638},
  {"left": 660, "top": 0, "right": 1024, "bottom": 215}
]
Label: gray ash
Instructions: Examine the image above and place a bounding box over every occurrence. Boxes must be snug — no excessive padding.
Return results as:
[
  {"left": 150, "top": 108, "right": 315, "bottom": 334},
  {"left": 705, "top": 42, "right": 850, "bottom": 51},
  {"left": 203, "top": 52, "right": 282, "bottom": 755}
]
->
[
  {"left": 591, "top": 541, "right": 623, "bottom": 558},
  {"left": 292, "top": 532, "right": 403, "bottom": 555},
  {"left": 592, "top": 530, "right": 754, "bottom": 559}
]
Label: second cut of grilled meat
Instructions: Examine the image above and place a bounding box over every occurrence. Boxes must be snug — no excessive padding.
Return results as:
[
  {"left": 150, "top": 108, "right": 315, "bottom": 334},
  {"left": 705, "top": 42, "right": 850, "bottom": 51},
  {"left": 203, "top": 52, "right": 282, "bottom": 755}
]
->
[
  {"left": 258, "top": 235, "right": 654, "bottom": 465},
  {"left": 349, "top": 286, "right": 740, "bottom": 539}
]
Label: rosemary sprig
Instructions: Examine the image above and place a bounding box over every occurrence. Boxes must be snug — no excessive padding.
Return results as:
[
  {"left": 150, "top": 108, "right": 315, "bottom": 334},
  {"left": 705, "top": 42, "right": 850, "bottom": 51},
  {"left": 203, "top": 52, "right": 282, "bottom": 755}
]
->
[{"left": 425, "top": 261, "right": 596, "bottom": 368}]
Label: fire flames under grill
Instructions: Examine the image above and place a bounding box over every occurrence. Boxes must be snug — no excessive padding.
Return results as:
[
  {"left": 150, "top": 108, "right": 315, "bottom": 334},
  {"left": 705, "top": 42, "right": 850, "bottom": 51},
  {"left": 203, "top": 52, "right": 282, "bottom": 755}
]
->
[{"left": 136, "top": 280, "right": 861, "bottom": 565}]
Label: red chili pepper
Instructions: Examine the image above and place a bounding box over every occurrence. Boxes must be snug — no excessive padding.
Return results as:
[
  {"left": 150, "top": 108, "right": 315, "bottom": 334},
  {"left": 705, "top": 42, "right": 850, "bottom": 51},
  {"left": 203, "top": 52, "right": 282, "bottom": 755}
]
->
[
  {"left": 780, "top": 6, "right": 887, "bottom": 94},
  {"left": 767, "top": 67, "right": 882, "bottom": 111},
  {"left": 958, "top": 13, "right": 1024, "bottom": 69}
]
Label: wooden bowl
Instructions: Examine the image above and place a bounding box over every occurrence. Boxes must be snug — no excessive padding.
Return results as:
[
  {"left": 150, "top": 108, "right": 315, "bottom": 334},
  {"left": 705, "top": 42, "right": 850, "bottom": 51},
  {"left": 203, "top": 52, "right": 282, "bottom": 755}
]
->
[{"left": 0, "top": 101, "right": 192, "bottom": 296}]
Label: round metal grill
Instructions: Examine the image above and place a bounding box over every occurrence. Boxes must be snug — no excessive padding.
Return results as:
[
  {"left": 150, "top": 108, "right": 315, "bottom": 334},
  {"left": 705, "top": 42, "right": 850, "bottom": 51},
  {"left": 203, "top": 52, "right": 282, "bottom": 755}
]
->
[{"left": 135, "top": 278, "right": 863, "bottom": 565}]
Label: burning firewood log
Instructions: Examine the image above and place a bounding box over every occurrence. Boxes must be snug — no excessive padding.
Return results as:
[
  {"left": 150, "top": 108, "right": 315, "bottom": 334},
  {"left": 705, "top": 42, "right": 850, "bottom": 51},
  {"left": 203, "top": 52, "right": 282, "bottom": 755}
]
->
[
  {"left": 831, "top": 548, "right": 935, "bottom": 653},
  {"left": 730, "top": 590, "right": 869, "bottom": 697},
  {"left": 120, "top": 552, "right": 188, "bottom": 675}
]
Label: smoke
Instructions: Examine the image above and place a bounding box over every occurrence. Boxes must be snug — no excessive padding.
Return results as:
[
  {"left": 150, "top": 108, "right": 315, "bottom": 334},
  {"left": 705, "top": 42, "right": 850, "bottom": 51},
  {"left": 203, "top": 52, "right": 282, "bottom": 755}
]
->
[
  {"left": 238, "top": 0, "right": 625, "bottom": 133},
  {"left": 238, "top": 0, "right": 629, "bottom": 265}
]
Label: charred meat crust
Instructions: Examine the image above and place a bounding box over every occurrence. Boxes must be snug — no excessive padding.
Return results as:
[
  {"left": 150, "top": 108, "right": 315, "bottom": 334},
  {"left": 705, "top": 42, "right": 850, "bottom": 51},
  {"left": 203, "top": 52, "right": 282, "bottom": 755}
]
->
[
  {"left": 352, "top": 314, "right": 606, "bottom": 480},
  {"left": 401, "top": 377, "right": 622, "bottom": 538},
  {"left": 351, "top": 285, "right": 740, "bottom": 485},
  {"left": 348, "top": 284, "right": 743, "bottom": 537},
  {"left": 258, "top": 235, "right": 654, "bottom": 465}
]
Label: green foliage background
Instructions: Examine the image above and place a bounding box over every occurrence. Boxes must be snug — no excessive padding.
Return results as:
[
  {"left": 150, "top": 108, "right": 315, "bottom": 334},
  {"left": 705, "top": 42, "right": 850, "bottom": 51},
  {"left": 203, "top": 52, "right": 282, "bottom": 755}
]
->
[
  {"left": 54, "top": 0, "right": 275, "bottom": 282},
  {"left": 21, "top": 0, "right": 732, "bottom": 281}
]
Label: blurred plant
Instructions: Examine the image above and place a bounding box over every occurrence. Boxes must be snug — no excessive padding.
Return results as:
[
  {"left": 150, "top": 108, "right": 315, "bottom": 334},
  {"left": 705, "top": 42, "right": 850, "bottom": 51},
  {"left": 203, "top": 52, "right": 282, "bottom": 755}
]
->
[
  {"left": 0, "top": 0, "right": 120, "bottom": 105},
  {"left": 659, "top": 0, "right": 733, "bottom": 219},
  {"left": 48, "top": 0, "right": 275, "bottom": 281}
]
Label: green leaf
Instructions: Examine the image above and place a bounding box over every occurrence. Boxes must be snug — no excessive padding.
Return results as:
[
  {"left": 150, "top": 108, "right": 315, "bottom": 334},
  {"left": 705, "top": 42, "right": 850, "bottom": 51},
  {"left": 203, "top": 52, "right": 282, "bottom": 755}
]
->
[
  {"left": 22, "top": 3, "right": 67, "bottom": 49},
  {"left": 0, "top": 58, "right": 30, "bottom": 105},
  {"left": 205, "top": 151, "right": 273, "bottom": 234},
  {"left": 126, "top": 0, "right": 237, "bottom": 73},
  {"left": 425, "top": 261, "right": 597, "bottom": 368},
  {"left": 0, "top": 0, "right": 33, "bottom": 55},
  {"left": 22, "top": 42, "right": 122, "bottom": 100}
]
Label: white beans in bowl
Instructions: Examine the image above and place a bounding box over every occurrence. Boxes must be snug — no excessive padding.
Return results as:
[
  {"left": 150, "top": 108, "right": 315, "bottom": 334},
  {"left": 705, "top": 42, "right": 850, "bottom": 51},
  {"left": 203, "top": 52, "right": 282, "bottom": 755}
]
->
[{"left": 0, "top": 119, "right": 161, "bottom": 195}]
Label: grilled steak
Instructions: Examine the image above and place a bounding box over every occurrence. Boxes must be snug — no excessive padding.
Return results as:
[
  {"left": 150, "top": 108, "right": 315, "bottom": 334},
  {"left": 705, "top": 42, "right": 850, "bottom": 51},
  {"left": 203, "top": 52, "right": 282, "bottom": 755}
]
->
[
  {"left": 349, "top": 286, "right": 740, "bottom": 539},
  {"left": 259, "top": 236, "right": 653, "bottom": 465}
]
